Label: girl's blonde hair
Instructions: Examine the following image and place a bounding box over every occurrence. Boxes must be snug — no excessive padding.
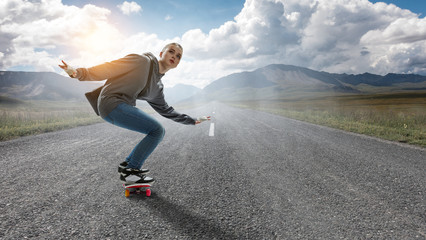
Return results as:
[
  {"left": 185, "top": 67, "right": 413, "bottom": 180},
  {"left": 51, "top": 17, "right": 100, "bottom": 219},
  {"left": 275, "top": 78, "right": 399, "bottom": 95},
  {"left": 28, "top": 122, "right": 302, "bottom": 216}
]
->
[{"left": 162, "top": 43, "right": 183, "bottom": 52}]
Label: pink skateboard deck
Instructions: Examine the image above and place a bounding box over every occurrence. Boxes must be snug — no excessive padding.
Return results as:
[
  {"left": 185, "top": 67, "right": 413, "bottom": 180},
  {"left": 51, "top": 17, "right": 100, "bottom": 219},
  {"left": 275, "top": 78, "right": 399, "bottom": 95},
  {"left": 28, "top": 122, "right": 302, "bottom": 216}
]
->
[{"left": 123, "top": 183, "right": 152, "bottom": 197}]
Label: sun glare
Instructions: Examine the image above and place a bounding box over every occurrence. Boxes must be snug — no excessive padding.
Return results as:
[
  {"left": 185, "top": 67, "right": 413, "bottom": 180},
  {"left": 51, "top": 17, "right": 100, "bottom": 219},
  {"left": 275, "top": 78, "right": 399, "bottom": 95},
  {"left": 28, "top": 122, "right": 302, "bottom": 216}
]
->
[
  {"left": 84, "top": 24, "right": 120, "bottom": 53},
  {"left": 70, "top": 21, "right": 125, "bottom": 65}
]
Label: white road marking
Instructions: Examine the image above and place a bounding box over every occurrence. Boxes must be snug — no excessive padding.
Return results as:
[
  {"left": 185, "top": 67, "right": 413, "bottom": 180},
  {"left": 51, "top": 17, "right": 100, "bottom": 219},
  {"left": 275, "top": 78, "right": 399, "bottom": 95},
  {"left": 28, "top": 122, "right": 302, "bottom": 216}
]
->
[{"left": 209, "top": 123, "right": 215, "bottom": 136}]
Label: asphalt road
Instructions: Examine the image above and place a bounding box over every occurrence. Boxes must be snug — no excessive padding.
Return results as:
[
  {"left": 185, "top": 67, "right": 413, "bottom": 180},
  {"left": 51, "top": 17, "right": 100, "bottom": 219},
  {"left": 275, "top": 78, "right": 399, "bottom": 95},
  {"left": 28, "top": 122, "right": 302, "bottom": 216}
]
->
[{"left": 0, "top": 102, "right": 425, "bottom": 239}]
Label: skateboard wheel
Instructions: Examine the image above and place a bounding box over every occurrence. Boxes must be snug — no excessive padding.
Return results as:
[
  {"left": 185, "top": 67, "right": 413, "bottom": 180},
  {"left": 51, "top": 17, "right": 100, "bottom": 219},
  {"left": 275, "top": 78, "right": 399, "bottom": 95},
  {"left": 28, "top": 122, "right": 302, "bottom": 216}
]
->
[
  {"left": 146, "top": 189, "right": 151, "bottom": 197},
  {"left": 125, "top": 189, "right": 130, "bottom": 198}
]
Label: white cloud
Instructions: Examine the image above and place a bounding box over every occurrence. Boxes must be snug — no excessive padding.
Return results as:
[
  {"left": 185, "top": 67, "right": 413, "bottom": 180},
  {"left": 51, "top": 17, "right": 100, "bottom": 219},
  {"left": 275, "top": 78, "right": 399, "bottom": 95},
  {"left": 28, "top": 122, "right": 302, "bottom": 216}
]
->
[
  {"left": 0, "top": 0, "right": 122, "bottom": 71},
  {"left": 178, "top": 0, "right": 426, "bottom": 83},
  {"left": 165, "top": 15, "right": 173, "bottom": 21},
  {"left": 117, "top": 1, "right": 142, "bottom": 16},
  {"left": 361, "top": 18, "right": 426, "bottom": 45}
]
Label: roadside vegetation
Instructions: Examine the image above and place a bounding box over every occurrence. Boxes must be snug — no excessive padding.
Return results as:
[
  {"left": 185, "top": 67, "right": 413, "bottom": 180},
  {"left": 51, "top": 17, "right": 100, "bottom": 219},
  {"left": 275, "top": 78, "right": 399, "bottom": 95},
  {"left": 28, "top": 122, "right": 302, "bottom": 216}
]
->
[
  {"left": 0, "top": 99, "right": 187, "bottom": 142},
  {"left": 228, "top": 92, "right": 426, "bottom": 147},
  {"left": 0, "top": 101, "right": 103, "bottom": 141},
  {"left": 1, "top": 92, "right": 425, "bottom": 147}
]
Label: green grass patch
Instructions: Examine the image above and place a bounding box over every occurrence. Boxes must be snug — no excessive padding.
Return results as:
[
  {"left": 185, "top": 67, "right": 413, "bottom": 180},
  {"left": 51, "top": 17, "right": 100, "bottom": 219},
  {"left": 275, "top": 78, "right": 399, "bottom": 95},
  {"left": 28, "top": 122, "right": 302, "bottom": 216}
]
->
[
  {"left": 227, "top": 92, "right": 426, "bottom": 147},
  {"left": 0, "top": 100, "right": 103, "bottom": 141}
]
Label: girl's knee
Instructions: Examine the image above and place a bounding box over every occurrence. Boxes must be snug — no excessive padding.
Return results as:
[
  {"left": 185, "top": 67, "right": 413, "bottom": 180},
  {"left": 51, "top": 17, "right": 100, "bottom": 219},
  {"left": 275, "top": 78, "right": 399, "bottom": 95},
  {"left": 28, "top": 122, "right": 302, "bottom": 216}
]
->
[{"left": 152, "top": 124, "right": 165, "bottom": 140}]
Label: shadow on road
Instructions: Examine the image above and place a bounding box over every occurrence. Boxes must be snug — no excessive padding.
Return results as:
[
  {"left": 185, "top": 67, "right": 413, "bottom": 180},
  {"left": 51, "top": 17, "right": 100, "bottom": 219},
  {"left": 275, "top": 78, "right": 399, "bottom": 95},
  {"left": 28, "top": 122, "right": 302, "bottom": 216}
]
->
[{"left": 132, "top": 192, "right": 243, "bottom": 239}]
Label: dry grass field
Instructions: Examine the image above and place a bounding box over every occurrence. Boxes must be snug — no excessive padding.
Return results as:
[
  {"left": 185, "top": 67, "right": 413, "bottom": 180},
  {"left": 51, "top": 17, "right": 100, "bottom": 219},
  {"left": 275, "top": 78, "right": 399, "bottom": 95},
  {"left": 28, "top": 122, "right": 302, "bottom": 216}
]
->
[
  {"left": 0, "top": 101, "right": 102, "bottom": 141},
  {"left": 229, "top": 92, "right": 426, "bottom": 147}
]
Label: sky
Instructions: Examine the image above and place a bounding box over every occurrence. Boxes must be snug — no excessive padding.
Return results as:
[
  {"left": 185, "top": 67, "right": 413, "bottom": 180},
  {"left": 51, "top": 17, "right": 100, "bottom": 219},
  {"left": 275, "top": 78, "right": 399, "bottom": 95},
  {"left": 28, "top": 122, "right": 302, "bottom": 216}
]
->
[{"left": 1, "top": 0, "right": 426, "bottom": 88}]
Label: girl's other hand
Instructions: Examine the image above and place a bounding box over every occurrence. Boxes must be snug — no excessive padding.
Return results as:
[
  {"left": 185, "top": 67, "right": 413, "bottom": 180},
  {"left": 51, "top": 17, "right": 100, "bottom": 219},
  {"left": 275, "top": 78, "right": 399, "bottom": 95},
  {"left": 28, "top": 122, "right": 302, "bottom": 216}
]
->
[{"left": 195, "top": 116, "right": 211, "bottom": 124}]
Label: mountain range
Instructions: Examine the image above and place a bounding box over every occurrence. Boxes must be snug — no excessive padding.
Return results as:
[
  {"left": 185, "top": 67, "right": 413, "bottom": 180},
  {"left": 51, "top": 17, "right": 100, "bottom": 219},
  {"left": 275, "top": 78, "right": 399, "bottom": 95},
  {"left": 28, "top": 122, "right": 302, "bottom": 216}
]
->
[
  {"left": 197, "top": 64, "right": 426, "bottom": 101},
  {"left": 1, "top": 64, "right": 425, "bottom": 104},
  {"left": 0, "top": 71, "right": 199, "bottom": 104}
]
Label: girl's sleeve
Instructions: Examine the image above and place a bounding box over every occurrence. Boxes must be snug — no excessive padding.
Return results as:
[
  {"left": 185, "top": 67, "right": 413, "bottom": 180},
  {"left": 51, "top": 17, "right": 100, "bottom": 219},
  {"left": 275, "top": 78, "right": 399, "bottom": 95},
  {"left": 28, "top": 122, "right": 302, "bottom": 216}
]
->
[
  {"left": 147, "top": 93, "right": 196, "bottom": 125},
  {"left": 76, "top": 54, "right": 142, "bottom": 81}
]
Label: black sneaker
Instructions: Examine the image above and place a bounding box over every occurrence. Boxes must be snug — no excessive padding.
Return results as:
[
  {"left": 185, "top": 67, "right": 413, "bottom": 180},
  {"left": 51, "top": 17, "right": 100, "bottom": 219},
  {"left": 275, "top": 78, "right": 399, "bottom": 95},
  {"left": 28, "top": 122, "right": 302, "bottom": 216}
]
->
[
  {"left": 121, "top": 169, "right": 155, "bottom": 185},
  {"left": 118, "top": 161, "right": 149, "bottom": 174}
]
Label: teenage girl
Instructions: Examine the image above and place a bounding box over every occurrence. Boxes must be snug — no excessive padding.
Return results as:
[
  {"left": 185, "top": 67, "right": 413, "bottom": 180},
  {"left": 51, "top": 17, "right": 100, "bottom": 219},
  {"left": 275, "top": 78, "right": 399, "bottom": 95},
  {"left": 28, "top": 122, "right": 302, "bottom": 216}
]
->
[{"left": 59, "top": 43, "right": 210, "bottom": 185}]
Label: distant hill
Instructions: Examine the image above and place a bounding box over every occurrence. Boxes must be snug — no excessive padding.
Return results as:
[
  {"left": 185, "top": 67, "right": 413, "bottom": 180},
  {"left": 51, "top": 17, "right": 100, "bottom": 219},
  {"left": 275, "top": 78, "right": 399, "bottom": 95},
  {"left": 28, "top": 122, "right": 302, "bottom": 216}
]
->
[
  {"left": 333, "top": 72, "right": 426, "bottom": 86},
  {"left": 204, "top": 64, "right": 358, "bottom": 94},
  {"left": 164, "top": 84, "right": 201, "bottom": 104},
  {"left": 190, "top": 64, "right": 426, "bottom": 102},
  {"left": 0, "top": 95, "right": 24, "bottom": 105},
  {"left": 0, "top": 71, "right": 101, "bottom": 101}
]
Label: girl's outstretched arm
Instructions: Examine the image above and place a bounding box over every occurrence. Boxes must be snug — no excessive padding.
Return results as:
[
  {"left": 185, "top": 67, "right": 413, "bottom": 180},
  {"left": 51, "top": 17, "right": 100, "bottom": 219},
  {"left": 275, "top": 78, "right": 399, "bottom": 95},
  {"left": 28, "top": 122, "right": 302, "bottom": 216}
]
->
[{"left": 59, "top": 54, "right": 144, "bottom": 81}]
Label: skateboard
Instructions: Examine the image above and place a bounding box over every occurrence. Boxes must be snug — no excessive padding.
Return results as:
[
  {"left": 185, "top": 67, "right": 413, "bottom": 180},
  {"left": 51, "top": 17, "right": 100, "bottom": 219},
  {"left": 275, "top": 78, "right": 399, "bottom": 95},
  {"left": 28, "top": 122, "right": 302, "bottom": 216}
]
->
[{"left": 123, "top": 183, "right": 152, "bottom": 197}]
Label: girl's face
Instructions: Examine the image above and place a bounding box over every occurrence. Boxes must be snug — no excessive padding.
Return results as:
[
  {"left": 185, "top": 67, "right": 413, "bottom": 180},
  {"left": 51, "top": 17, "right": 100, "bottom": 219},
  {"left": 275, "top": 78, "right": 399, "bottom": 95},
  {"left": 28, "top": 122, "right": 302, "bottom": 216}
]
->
[{"left": 160, "top": 45, "right": 183, "bottom": 69}]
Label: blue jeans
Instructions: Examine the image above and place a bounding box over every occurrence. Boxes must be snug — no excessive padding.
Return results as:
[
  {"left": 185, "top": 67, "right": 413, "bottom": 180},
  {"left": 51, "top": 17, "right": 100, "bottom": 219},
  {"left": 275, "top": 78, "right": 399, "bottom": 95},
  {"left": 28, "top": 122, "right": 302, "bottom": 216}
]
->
[{"left": 103, "top": 103, "right": 165, "bottom": 169}]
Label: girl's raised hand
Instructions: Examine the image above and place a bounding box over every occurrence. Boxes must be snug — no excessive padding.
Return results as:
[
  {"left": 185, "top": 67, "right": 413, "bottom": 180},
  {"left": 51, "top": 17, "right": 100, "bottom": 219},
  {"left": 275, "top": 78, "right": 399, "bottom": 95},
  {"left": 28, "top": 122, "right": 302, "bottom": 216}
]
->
[{"left": 59, "top": 60, "right": 77, "bottom": 78}]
